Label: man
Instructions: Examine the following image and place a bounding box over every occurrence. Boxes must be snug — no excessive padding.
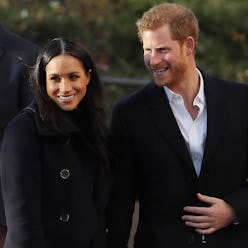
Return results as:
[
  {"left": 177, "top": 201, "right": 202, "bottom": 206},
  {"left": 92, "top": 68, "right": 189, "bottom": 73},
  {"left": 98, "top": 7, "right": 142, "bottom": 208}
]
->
[
  {"left": 0, "top": 24, "right": 40, "bottom": 143},
  {"left": 0, "top": 24, "right": 40, "bottom": 246},
  {"left": 107, "top": 3, "right": 248, "bottom": 248}
]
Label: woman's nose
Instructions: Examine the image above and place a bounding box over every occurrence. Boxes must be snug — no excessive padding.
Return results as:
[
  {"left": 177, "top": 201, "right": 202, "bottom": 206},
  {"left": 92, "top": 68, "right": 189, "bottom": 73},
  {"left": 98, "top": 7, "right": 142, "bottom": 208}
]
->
[{"left": 60, "top": 79, "right": 72, "bottom": 92}]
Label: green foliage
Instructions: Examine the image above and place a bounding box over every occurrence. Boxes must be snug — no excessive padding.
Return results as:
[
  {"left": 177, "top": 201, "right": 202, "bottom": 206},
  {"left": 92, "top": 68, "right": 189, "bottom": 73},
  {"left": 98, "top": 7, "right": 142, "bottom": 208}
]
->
[
  {"left": 0, "top": 0, "right": 247, "bottom": 82},
  {"left": 0, "top": 0, "right": 247, "bottom": 121},
  {"left": 190, "top": 0, "right": 248, "bottom": 82}
]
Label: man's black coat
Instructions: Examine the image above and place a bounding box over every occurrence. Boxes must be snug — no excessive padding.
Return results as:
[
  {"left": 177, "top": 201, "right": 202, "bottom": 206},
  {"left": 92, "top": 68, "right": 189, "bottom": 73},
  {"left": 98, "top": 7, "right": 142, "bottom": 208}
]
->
[
  {"left": 107, "top": 72, "right": 248, "bottom": 248},
  {"left": 0, "top": 24, "right": 40, "bottom": 142},
  {"left": 0, "top": 24, "right": 40, "bottom": 225}
]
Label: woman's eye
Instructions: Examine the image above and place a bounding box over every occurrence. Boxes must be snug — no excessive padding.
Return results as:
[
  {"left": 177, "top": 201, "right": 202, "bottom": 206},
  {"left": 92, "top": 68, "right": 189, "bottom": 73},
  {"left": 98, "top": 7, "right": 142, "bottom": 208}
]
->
[
  {"left": 70, "top": 74, "right": 79, "bottom": 80},
  {"left": 50, "top": 76, "right": 60, "bottom": 82}
]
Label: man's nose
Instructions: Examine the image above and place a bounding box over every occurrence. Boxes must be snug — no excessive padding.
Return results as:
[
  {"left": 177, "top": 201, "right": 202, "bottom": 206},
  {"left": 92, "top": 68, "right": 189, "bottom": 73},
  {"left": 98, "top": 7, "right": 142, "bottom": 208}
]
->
[{"left": 150, "top": 51, "right": 162, "bottom": 66}]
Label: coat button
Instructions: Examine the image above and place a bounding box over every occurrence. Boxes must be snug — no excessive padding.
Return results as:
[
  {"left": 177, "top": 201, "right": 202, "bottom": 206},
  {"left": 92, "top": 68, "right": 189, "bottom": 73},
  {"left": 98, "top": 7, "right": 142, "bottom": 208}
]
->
[
  {"left": 59, "top": 213, "right": 70, "bottom": 222},
  {"left": 187, "top": 236, "right": 195, "bottom": 245},
  {"left": 60, "top": 169, "right": 70, "bottom": 179}
]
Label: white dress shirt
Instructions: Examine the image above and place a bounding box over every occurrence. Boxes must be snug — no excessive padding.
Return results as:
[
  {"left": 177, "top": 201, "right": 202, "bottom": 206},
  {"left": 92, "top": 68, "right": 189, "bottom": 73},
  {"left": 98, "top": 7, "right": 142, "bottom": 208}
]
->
[{"left": 163, "top": 70, "right": 207, "bottom": 177}]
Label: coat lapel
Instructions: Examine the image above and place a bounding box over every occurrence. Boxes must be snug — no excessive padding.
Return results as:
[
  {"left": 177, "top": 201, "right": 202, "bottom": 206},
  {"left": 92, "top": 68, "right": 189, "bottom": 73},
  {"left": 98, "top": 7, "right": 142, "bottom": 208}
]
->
[
  {"left": 145, "top": 82, "right": 195, "bottom": 173},
  {"left": 200, "top": 74, "right": 224, "bottom": 177},
  {"left": 144, "top": 74, "right": 225, "bottom": 177}
]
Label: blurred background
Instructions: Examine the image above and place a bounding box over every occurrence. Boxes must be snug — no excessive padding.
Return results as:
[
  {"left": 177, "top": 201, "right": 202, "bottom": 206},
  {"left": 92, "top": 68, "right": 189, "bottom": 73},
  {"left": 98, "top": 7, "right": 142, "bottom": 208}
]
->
[
  {"left": 0, "top": 0, "right": 247, "bottom": 123},
  {"left": 0, "top": 0, "right": 247, "bottom": 246}
]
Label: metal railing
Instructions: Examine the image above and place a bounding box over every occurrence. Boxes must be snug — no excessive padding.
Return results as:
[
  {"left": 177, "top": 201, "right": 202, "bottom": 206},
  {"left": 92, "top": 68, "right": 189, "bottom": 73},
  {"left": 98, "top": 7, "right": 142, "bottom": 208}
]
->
[{"left": 101, "top": 75, "right": 150, "bottom": 86}]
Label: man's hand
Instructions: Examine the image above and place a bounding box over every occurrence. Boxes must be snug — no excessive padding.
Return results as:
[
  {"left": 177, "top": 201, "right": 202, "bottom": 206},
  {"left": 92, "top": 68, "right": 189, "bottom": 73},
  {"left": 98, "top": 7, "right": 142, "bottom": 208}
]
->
[{"left": 181, "top": 193, "right": 236, "bottom": 234}]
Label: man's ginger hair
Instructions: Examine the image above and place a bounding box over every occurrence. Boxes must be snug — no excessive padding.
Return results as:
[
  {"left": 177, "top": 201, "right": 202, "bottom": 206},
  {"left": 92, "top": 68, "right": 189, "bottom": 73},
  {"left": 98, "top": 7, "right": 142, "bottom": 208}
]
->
[{"left": 136, "top": 3, "right": 199, "bottom": 46}]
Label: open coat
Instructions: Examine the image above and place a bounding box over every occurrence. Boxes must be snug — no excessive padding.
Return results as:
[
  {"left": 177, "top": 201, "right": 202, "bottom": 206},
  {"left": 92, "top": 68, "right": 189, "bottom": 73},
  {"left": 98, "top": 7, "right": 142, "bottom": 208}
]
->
[{"left": 107, "top": 71, "right": 248, "bottom": 248}]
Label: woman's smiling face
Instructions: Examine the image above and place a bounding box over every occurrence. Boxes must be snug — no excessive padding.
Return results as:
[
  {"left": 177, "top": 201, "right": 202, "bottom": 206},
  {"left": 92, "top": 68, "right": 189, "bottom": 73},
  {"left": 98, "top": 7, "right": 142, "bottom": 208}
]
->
[{"left": 45, "top": 54, "right": 91, "bottom": 111}]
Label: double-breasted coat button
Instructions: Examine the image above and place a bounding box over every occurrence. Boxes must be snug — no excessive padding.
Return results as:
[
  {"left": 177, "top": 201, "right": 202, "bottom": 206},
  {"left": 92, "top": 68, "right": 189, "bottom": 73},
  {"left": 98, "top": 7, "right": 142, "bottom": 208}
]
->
[
  {"left": 60, "top": 169, "right": 70, "bottom": 179},
  {"left": 59, "top": 213, "right": 70, "bottom": 222}
]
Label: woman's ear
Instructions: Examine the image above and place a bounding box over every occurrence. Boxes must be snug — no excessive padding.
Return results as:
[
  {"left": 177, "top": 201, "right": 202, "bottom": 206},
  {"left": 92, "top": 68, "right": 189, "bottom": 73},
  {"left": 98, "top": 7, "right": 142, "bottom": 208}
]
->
[{"left": 86, "top": 69, "right": 92, "bottom": 85}]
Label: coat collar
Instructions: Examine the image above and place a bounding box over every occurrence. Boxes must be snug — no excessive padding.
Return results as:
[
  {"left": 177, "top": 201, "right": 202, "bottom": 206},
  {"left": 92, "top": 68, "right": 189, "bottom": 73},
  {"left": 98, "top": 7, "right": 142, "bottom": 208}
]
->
[
  {"left": 144, "top": 71, "right": 225, "bottom": 177},
  {"left": 200, "top": 72, "right": 225, "bottom": 175},
  {"left": 23, "top": 101, "right": 80, "bottom": 137},
  {"left": 145, "top": 82, "right": 196, "bottom": 175}
]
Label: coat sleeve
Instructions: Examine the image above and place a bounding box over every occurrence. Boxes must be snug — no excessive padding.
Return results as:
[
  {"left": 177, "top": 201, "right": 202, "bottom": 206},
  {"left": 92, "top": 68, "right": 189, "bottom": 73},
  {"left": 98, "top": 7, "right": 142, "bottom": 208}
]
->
[
  {"left": 223, "top": 85, "right": 248, "bottom": 225},
  {"left": 0, "top": 113, "right": 45, "bottom": 248},
  {"left": 223, "top": 136, "right": 248, "bottom": 224},
  {"left": 106, "top": 102, "right": 137, "bottom": 248}
]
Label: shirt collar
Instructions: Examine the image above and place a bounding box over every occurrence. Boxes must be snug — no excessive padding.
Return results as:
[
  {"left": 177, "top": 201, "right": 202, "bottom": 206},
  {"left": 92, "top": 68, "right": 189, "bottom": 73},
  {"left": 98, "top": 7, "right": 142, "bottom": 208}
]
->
[
  {"left": 163, "top": 69, "right": 206, "bottom": 106},
  {"left": 195, "top": 69, "right": 205, "bottom": 106}
]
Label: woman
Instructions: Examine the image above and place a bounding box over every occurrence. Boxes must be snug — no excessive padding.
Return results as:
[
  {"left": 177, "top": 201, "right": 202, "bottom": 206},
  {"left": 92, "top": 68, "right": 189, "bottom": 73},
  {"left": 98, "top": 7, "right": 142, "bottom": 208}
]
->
[{"left": 0, "top": 37, "right": 110, "bottom": 248}]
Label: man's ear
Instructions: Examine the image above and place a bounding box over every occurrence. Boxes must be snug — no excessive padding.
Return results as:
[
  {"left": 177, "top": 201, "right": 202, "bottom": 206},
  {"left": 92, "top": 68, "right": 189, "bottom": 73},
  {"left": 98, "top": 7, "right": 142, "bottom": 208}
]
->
[{"left": 185, "top": 36, "right": 195, "bottom": 55}]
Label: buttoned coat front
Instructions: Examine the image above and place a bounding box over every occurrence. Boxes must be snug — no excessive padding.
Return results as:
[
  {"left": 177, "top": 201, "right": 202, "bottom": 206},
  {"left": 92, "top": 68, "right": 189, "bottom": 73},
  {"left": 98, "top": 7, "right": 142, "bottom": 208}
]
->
[
  {"left": 107, "top": 71, "right": 248, "bottom": 248},
  {"left": 0, "top": 102, "right": 109, "bottom": 248}
]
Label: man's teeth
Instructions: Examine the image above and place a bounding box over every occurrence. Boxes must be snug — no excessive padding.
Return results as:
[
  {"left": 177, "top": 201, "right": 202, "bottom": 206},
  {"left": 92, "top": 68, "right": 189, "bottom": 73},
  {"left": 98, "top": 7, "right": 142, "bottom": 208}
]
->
[
  {"left": 153, "top": 68, "right": 167, "bottom": 73},
  {"left": 59, "top": 95, "right": 74, "bottom": 100}
]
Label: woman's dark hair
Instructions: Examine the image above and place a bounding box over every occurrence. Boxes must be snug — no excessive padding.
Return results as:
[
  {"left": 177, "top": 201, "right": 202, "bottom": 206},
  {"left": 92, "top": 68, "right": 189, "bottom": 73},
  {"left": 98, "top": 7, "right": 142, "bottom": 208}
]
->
[{"left": 31, "top": 37, "right": 109, "bottom": 171}]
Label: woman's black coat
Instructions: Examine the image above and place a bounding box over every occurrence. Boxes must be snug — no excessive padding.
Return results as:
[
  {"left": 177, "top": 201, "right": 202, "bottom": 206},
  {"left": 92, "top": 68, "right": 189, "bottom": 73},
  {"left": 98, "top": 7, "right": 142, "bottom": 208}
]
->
[{"left": 0, "top": 102, "right": 109, "bottom": 248}]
